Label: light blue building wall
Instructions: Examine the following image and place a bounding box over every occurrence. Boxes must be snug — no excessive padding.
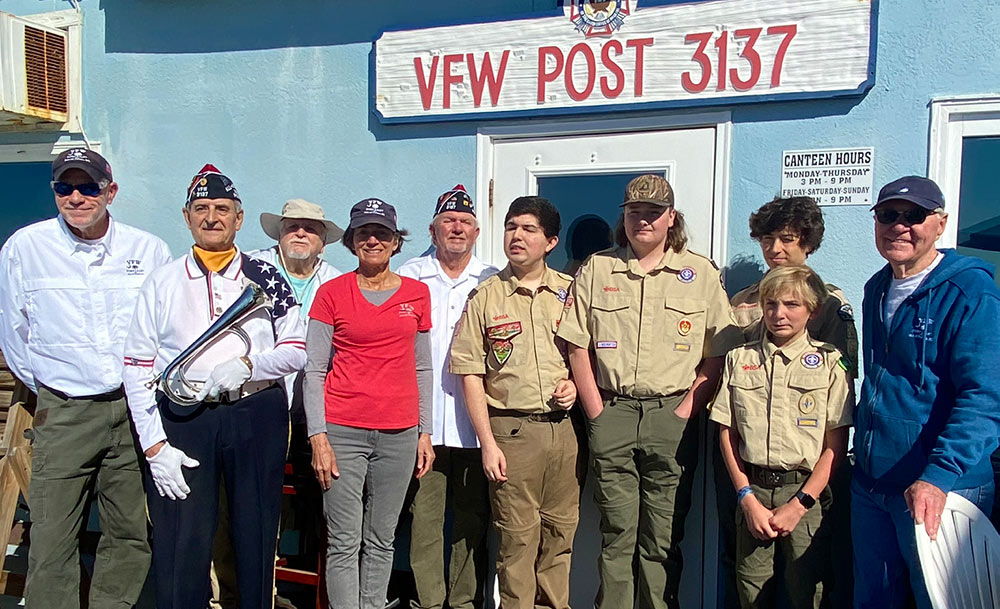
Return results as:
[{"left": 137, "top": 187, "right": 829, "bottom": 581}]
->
[{"left": 2, "top": 0, "right": 999, "bottom": 311}]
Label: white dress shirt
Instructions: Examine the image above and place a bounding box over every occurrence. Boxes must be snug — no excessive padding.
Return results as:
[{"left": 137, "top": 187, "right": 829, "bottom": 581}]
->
[
  {"left": 398, "top": 251, "right": 498, "bottom": 448},
  {"left": 122, "top": 249, "right": 307, "bottom": 451},
  {"left": 0, "top": 216, "right": 171, "bottom": 395},
  {"left": 248, "top": 245, "right": 341, "bottom": 410}
]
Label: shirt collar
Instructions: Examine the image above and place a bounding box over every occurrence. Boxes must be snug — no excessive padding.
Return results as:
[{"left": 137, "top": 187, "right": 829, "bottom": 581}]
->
[
  {"left": 762, "top": 330, "right": 813, "bottom": 362},
  {"left": 610, "top": 245, "right": 681, "bottom": 275},
  {"left": 418, "top": 251, "right": 489, "bottom": 283},
  {"left": 185, "top": 245, "right": 243, "bottom": 280},
  {"left": 56, "top": 214, "right": 116, "bottom": 256},
  {"left": 499, "top": 263, "right": 561, "bottom": 296}
]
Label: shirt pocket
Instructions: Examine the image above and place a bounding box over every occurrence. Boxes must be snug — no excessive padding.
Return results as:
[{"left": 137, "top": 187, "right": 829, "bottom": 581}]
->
[
  {"left": 787, "top": 372, "right": 829, "bottom": 446},
  {"left": 728, "top": 371, "right": 767, "bottom": 441},
  {"left": 23, "top": 277, "right": 89, "bottom": 348},
  {"left": 590, "top": 295, "right": 630, "bottom": 337},
  {"left": 663, "top": 297, "right": 707, "bottom": 357}
]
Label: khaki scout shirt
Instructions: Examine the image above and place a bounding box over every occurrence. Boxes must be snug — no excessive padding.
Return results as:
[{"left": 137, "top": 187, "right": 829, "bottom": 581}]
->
[
  {"left": 731, "top": 279, "right": 859, "bottom": 377},
  {"left": 557, "top": 246, "right": 742, "bottom": 398},
  {"left": 449, "top": 265, "right": 572, "bottom": 414},
  {"left": 709, "top": 331, "right": 854, "bottom": 472}
]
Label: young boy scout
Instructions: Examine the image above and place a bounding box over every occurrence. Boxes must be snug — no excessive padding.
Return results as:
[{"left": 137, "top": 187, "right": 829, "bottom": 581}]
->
[
  {"left": 450, "top": 196, "right": 579, "bottom": 609},
  {"left": 726, "top": 195, "right": 858, "bottom": 609},
  {"left": 711, "top": 265, "right": 853, "bottom": 609}
]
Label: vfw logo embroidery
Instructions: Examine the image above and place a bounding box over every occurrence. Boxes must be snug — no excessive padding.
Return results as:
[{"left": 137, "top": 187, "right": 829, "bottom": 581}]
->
[
  {"left": 125, "top": 259, "right": 144, "bottom": 276},
  {"left": 568, "top": 0, "right": 633, "bottom": 37}
]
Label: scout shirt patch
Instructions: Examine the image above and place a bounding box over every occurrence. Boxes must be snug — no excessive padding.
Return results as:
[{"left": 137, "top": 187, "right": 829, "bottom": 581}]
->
[
  {"left": 801, "top": 352, "right": 823, "bottom": 369},
  {"left": 674, "top": 343, "right": 691, "bottom": 352},
  {"left": 798, "top": 393, "right": 818, "bottom": 414},
  {"left": 596, "top": 341, "right": 618, "bottom": 349},
  {"left": 838, "top": 303, "right": 854, "bottom": 321},
  {"left": 797, "top": 418, "right": 819, "bottom": 428},
  {"left": 487, "top": 321, "right": 523, "bottom": 367},
  {"left": 677, "top": 267, "right": 697, "bottom": 283},
  {"left": 678, "top": 319, "right": 692, "bottom": 336},
  {"left": 557, "top": 287, "right": 568, "bottom": 303}
]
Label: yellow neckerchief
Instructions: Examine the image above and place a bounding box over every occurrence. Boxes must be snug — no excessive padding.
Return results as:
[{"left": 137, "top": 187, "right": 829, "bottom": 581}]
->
[{"left": 192, "top": 246, "right": 237, "bottom": 273}]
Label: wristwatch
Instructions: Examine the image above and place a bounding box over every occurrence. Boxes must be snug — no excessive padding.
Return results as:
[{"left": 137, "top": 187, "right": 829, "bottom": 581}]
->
[{"left": 793, "top": 490, "right": 816, "bottom": 509}]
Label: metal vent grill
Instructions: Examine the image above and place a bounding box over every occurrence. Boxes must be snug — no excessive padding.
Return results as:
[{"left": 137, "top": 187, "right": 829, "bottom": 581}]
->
[{"left": 23, "top": 25, "right": 67, "bottom": 114}]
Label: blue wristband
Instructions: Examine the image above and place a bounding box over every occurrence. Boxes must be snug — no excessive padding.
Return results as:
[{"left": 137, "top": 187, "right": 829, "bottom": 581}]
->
[{"left": 736, "top": 485, "right": 754, "bottom": 504}]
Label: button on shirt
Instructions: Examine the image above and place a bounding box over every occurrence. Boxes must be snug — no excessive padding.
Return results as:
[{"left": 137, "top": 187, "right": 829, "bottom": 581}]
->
[
  {"left": 449, "top": 265, "right": 572, "bottom": 414},
  {"left": 709, "top": 332, "right": 854, "bottom": 471},
  {"left": 122, "top": 249, "right": 307, "bottom": 451},
  {"left": 557, "top": 246, "right": 741, "bottom": 398},
  {"left": 398, "top": 252, "right": 498, "bottom": 447},
  {"left": 0, "top": 216, "right": 171, "bottom": 395}
]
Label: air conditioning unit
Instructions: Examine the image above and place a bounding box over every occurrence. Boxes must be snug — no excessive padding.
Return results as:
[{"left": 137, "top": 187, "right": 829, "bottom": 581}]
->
[{"left": 0, "top": 11, "right": 69, "bottom": 128}]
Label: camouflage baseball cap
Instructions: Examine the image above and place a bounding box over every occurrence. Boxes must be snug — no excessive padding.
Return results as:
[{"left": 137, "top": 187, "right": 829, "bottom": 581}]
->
[{"left": 622, "top": 174, "right": 674, "bottom": 207}]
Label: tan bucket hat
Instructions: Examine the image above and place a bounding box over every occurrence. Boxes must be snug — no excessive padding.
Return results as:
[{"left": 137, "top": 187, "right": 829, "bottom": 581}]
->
[{"left": 260, "top": 199, "right": 344, "bottom": 245}]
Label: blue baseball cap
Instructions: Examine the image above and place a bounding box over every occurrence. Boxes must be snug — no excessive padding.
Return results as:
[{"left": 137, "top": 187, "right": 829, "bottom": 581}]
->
[
  {"left": 873, "top": 176, "right": 945, "bottom": 211},
  {"left": 348, "top": 198, "right": 398, "bottom": 231}
]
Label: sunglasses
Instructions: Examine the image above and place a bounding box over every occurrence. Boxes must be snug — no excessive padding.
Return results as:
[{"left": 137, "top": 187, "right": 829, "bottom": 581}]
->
[
  {"left": 51, "top": 181, "right": 104, "bottom": 197},
  {"left": 873, "top": 207, "right": 939, "bottom": 226}
]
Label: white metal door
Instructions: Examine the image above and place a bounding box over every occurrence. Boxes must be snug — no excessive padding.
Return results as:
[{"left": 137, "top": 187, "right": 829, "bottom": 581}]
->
[{"left": 487, "top": 126, "right": 723, "bottom": 609}]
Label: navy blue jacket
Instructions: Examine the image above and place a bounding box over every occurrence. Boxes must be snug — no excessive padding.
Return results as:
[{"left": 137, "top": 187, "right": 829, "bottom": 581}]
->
[{"left": 855, "top": 249, "right": 1000, "bottom": 494}]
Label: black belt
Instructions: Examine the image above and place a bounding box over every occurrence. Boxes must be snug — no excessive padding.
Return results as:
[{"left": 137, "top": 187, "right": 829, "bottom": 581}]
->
[
  {"left": 488, "top": 407, "right": 569, "bottom": 423},
  {"left": 747, "top": 464, "right": 809, "bottom": 489},
  {"left": 41, "top": 384, "right": 125, "bottom": 403}
]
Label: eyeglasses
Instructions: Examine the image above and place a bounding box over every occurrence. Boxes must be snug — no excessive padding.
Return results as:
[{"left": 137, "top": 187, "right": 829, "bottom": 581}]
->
[
  {"left": 51, "top": 181, "right": 104, "bottom": 197},
  {"left": 873, "top": 207, "right": 939, "bottom": 226}
]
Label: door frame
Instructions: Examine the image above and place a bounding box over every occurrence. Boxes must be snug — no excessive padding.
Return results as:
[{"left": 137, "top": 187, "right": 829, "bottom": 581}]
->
[
  {"left": 475, "top": 111, "right": 733, "bottom": 269},
  {"left": 928, "top": 95, "right": 1000, "bottom": 248}
]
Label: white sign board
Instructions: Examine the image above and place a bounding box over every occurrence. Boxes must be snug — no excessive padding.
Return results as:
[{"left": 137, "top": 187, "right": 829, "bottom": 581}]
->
[
  {"left": 780, "top": 147, "right": 875, "bottom": 206},
  {"left": 374, "top": 0, "right": 875, "bottom": 122}
]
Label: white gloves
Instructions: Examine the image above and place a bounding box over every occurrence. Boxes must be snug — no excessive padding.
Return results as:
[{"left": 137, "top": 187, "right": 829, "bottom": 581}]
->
[
  {"left": 195, "top": 357, "right": 252, "bottom": 402},
  {"left": 146, "top": 442, "right": 200, "bottom": 500}
]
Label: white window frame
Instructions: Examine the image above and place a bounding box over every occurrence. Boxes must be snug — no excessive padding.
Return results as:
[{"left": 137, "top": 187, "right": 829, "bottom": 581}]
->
[
  {"left": 928, "top": 95, "right": 1000, "bottom": 248},
  {"left": 475, "top": 110, "right": 733, "bottom": 266}
]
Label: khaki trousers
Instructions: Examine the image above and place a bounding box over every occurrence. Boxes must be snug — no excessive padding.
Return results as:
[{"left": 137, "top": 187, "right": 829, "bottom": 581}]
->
[
  {"left": 26, "top": 386, "right": 151, "bottom": 609},
  {"left": 587, "top": 394, "right": 698, "bottom": 609},
  {"left": 735, "top": 482, "right": 831, "bottom": 609},
  {"left": 409, "top": 446, "right": 489, "bottom": 609},
  {"left": 489, "top": 412, "right": 580, "bottom": 609}
]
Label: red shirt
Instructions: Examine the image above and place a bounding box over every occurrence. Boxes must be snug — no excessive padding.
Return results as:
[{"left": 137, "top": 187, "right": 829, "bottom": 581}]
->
[{"left": 309, "top": 273, "right": 431, "bottom": 430}]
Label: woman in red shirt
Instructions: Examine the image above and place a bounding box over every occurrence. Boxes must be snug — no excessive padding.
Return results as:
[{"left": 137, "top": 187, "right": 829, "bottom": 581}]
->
[{"left": 304, "top": 198, "right": 434, "bottom": 609}]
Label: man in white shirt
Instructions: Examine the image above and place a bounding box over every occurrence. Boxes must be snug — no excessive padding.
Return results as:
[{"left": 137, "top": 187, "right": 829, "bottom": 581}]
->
[
  {"left": 0, "top": 148, "right": 171, "bottom": 609},
  {"left": 398, "top": 185, "right": 498, "bottom": 609},
  {"left": 121, "top": 165, "right": 306, "bottom": 609}
]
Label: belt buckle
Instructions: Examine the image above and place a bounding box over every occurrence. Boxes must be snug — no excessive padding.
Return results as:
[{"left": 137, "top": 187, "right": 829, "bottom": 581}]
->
[{"left": 763, "top": 470, "right": 782, "bottom": 488}]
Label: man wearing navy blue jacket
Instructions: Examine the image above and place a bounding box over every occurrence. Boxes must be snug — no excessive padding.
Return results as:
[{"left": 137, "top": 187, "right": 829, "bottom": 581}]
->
[{"left": 853, "top": 175, "right": 1000, "bottom": 609}]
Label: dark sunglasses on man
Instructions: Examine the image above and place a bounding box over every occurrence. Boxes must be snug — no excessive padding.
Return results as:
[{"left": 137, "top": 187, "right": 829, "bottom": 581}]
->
[
  {"left": 51, "top": 181, "right": 105, "bottom": 197},
  {"left": 873, "top": 206, "right": 942, "bottom": 226}
]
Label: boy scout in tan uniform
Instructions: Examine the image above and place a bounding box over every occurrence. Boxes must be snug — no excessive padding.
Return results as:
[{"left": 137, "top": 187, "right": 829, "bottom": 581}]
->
[
  {"left": 450, "top": 196, "right": 579, "bottom": 609},
  {"left": 711, "top": 266, "right": 854, "bottom": 609},
  {"left": 558, "top": 174, "right": 742, "bottom": 609}
]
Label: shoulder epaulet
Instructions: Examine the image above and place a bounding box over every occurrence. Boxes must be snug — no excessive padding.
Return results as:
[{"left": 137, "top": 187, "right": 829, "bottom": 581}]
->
[
  {"left": 553, "top": 269, "right": 574, "bottom": 283},
  {"left": 684, "top": 249, "right": 721, "bottom": 271},
  {"left": 810, "top": 337, "right": 839, "bottom": 353}
]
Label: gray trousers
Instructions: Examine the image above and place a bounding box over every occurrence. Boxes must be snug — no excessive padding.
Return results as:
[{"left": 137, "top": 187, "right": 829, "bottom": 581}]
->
[{"left": 323, "top": 423, "right": 417, "bottom": 609}]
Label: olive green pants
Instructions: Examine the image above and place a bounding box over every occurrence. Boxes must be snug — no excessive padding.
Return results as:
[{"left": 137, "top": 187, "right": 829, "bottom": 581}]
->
[
  {"left": 587, "top": 394, "right": 698, "bottom": 609},
  {"left": 735, "top": 482, "right": 831, "bottom": 609},
  {"left": 489, "top": 412, "right": 580, "bottom": 609},
  {"left": 26, "top": 386, "right": 151, "bottom": 609},
  {"left": 409, "top": 445, "right": 489, "bottom": 609}
]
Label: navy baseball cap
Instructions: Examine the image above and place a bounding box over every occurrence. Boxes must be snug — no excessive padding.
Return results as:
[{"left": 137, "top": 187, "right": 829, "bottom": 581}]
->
[
  {"left": 873, "top": 176, "right": 945, "bottom": 211},
  {"left": 349, "top": 198, "right": 398, "bottom": 231}
]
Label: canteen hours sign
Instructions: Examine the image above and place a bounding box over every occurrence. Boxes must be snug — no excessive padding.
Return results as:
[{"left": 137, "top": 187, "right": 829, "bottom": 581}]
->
[
  {"left": 373, "top": 0, "right": 875, "bottom": 122},
  {"left": 780, "top": 147, "right": 875, "bottom": 207}
]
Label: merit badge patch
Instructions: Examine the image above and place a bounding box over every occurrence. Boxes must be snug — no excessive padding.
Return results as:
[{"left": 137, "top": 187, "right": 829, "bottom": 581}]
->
[
  {"left": 801, "top": 352, "right": 823, "bottom": 369},
  {"left": 568, "top": 0, "right": 632, "bottom": 37},
  {"left": 596, "top": 341, "right": 618, "bottom": 349},
  {"left": 798, "top": 393, "right": 817, "bottom": 414},
  {"left": 838, "top": 303, "right": 854, "bottom": 321},
  {"left": 487, "top": 321, "right": 523, "bottom": 367},
  {"left": 677, "top": 267, "right": 696, "bottom": 283},
  {"left": 557, "top": 287, "right": 568, "bottom": 303},
  {"left": 678, "top": 319, "right": 692, "bottom": 336}
]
